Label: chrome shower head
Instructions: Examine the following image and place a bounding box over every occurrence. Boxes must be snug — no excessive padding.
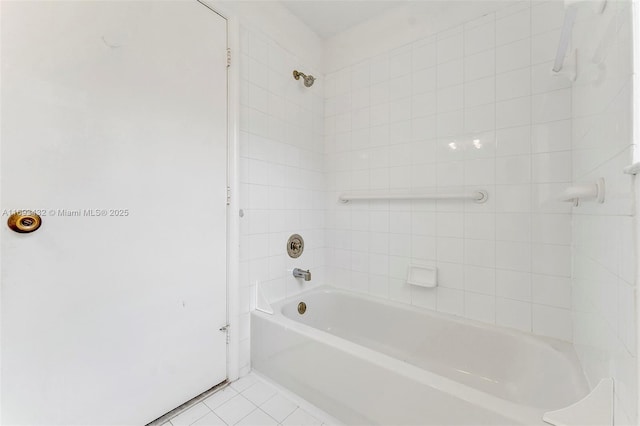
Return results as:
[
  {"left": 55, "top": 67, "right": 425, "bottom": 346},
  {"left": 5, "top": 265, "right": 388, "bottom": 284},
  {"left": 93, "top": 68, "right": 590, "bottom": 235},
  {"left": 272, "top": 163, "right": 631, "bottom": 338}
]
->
[{"left": 293, "top": 70, "right": 315, "bottom": 87}]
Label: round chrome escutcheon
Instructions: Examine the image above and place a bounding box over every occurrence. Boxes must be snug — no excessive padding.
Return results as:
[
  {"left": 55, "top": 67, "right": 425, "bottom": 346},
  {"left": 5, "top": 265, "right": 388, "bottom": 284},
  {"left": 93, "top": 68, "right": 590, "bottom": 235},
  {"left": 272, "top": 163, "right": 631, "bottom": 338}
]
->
[{"left": 287, "top": 234, "right": 304, "bottom": 258}]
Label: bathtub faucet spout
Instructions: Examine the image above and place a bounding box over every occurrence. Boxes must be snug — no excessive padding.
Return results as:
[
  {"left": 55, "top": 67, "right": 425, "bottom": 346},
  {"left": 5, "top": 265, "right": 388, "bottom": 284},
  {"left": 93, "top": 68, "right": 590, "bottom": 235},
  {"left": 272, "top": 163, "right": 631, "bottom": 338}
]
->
[{"left": 293, "top": 268, "right": 311, "bottom": 281}]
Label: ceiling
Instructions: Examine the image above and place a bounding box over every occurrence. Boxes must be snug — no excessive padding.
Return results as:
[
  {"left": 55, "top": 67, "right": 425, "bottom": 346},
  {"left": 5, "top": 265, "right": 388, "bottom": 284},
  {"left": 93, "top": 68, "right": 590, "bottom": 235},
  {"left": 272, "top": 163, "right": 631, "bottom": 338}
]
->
[{"left": 280, "top": 1, "right": 406, "bottom": 39}]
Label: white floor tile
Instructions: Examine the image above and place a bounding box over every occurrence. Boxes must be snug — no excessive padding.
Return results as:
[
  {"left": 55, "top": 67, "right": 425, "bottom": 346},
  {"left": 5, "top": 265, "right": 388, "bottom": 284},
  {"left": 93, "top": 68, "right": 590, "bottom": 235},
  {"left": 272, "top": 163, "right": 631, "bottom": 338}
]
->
[
  {"left": 259, "top": 394, "right": 297, "bottom": 423},
  {"left": 203, "top": 386, "right": 239, "bottom": 411},
  {"left": 171, "top": 403, "right": 212, "bottom": 426},
  {"left": 230, "top": 375, "right": 258, "bottom": 393},
  {"left": 241, "top": 381, "right": 278, "bottom": 406},
  {"left": 281, "top": 408, "right": 322, "bottom": 426},
  {"left": 236, "top": 409, "right": 278, "bottom": 426},
  {"left": 191, "top": 412, "right": 226, "bottom": 426},
  {"left": 163, "top": 373, "right": 338, "bottom": 426},
  {"left": 214, "top": 395, "right": 257, "bottom": 425}
]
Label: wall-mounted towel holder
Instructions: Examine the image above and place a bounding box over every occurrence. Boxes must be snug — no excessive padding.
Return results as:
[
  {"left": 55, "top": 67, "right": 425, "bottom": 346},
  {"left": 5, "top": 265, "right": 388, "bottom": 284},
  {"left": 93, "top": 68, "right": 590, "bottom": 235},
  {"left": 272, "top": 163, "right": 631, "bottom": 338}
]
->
[{"left": 560, "top": 178, "right": 605, "bottom": 206}]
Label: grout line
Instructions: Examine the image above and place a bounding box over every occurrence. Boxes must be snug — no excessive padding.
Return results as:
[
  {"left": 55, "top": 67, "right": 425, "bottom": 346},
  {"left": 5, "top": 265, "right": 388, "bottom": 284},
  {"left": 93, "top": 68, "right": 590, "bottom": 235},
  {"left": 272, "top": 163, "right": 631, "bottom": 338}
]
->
[
  {"left": 491, "top": 6, "right": 498, "bottom": 327},
  {"left": 528, "top": 0, "right": 535, "bottom": 334}
]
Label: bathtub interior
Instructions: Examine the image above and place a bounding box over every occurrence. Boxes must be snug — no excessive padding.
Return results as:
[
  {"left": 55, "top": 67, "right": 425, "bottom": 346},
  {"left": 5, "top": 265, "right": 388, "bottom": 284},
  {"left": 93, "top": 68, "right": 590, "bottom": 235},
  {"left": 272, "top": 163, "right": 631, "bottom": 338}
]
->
[{"left": 277, "top": 287, "right": 589, "bottom": 411}]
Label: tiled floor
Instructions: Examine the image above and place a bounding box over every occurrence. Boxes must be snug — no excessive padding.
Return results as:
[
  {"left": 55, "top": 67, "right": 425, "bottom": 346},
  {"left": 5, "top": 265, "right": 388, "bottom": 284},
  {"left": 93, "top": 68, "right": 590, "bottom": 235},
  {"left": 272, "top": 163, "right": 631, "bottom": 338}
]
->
[{"left": 164, "top": 373, "right": 339, "bottom": 426}]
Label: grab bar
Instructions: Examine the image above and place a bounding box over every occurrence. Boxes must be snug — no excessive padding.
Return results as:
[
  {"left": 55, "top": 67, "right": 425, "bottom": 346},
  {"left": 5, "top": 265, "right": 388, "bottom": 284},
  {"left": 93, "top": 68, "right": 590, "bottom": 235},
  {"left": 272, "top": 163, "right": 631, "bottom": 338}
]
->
[{"left": 339, "top": 190, "right": 488, "bottom": 204}]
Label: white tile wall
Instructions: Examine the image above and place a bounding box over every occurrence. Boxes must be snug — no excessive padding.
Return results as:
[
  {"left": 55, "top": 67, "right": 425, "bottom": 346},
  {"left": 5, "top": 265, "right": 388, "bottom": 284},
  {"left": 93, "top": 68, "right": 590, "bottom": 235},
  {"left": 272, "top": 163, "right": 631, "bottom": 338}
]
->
[
  {"left": 323, "top": 1, "right": 574, "bottom": 339},
  {"left": 570, "top": 0, "right": 637, "bottom": 423},
  {"left": 238, "top": 25, "right": 325, "bottom": 375}
]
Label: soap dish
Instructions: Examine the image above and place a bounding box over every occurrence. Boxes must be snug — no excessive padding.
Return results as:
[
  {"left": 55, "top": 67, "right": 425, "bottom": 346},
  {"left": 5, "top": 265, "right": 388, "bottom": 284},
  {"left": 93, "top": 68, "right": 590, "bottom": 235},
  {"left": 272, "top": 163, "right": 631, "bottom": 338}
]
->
[{"left": 407, "top": 264, "right": 437, "bottom": 288}]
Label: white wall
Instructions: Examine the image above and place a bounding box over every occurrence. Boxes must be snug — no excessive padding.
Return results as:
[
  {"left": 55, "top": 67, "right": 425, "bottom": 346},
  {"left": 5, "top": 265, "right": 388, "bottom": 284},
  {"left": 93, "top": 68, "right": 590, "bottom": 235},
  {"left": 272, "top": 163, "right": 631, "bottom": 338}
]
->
[
  {"left": 231, "top": 8, "right": 326, "bottom": 375},
  {"left": 570, "top": 0, "right": 637, "bottom": 424},
  {"left": 323, "top": 1, "right": 576, "bottom": 340}
]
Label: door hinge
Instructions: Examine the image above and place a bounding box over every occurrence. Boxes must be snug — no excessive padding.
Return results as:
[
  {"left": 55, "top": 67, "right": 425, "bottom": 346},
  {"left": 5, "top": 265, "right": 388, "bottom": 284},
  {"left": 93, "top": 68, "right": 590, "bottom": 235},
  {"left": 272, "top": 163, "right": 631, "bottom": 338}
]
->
[
  {"left": 227, "top": 48, "right": 231, "bottom": 68},
  {"left": 226, "top": 186, "right": 231, "bottom": 205},
  {"left": 219, "top": 324, "right": 230, "bottom": 344}
]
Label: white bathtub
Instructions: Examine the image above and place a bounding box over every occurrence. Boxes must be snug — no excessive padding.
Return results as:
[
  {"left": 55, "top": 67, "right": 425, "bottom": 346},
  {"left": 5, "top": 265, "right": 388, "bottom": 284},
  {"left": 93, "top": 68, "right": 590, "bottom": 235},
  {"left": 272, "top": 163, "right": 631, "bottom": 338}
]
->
[{"left": 251, "top": 286, "right": 590, "bottom": 425}]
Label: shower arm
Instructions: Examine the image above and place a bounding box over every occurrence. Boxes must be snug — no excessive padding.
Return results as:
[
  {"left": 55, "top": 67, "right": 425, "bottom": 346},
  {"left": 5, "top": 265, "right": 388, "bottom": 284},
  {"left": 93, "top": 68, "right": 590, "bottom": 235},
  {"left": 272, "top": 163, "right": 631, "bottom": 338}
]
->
[{"left": 292, "top": 70, "right": 307, "bottom": 80}]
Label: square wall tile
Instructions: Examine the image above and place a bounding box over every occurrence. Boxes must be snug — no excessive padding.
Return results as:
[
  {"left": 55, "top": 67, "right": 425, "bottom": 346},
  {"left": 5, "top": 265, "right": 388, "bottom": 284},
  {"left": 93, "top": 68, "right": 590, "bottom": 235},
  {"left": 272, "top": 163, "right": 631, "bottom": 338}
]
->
[
  {"left": 532, "top": 120, "right": 571, "bottom": 153},
  {"left": 437, "top": 85, "right": 464, "bottom": 113},
  {"left": 438, "top": 59, "right": 464, "bottom": 88},
  {"left": 465, "top": 76, "right": 495, "bottom": 108},
  {"left": 464, "top": 104, "right": 495, "bottom": 134},
  {"left": 496, "top": 68, "right": 531, "bottom": 101},
  {"left": 532, "top": 214, "right": 571, "bottom": 245},
  {"left": 496, "top": 8, "right": 531, "bottom": 46},
  {"left": 465, "top": 212, "right": 495, "bottom": 240},
  {"left": 464, "top": 265, "right": 496, "bottom": 295},
  {"left": 532, "top": 29, "right": 562, "bottom": 65},
  {"left": 496, "top": 155, "right": 531, "bottom": 185},
  {"left": 390, "top": 48, "right": 412, "bottom": 78},
  {"left": 532, "top": 2, "right": 565, "bottom": 35},
  {"left": 496, "top": 269, "right": 532, "bottom": 302},
  {"left": 464, "top": 239, "right": 496, "bottom": 268},
  {"left": 437, "top": 33, "right": 464, "bottom": 64},
  {"left": 437, "top": 287, "right": 465, "bottom": 316},
  {"left": 465, "top": 19, "right": 495, "bottom": 56},
  {"left": 437, "top": 262, "right": 465, "bottom": 289},
  {"left": 496, "top": 297, "right": 532, "bottom": 331},
  {"left": 413, "top": 67, "right": 437, "bottom": 94},
  {"left": 496, "top": 38, "right": 531, "bottom": 73},
  {"left": 496, "top": 241, "right": 532, "bottom": 272},
  {"left": 532, "top": 151, "right": 572, "bottom": 183},
  {"left": 532, "top": 274, "right": 571, "bottom": 309},
  {"left": 465, "top": 292, "right": 496, "bottom": 324},
  {"left": 437, "top": 237, "right": 464, "bottom": 263},
  {"left": 532, "top": 304, "right": 572, "bottom": 341},
  {"left": 532, "top": 244, "right": 571, "bottom": 277},
  {"left": 464, "top": 49, "right": 496, "bottom": 81},
  {"left": 412, "top": 286, "right": 437, "bottom": 310},
  {"left": 413, "top": 39, "right": 437, "bottom": 71},
  {"left": 496, "top": 125, "right": 531, "bottom": 157},
  {"left": 496, "top": 97, "right": 531, "bottom": 129},
  {"left": 370, "top": 53, "right": 390, "bottom": 84},
  {"left": 532, "top": 89, "right": 571, "bottom": 124}
]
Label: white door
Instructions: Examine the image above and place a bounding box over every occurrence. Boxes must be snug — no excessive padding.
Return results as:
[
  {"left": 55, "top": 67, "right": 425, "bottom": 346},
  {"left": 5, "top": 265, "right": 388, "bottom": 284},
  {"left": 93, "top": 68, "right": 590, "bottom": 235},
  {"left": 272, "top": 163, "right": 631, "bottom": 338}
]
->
[{"left": 1, "top": 1, "right": 229, "bottom": 424}]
